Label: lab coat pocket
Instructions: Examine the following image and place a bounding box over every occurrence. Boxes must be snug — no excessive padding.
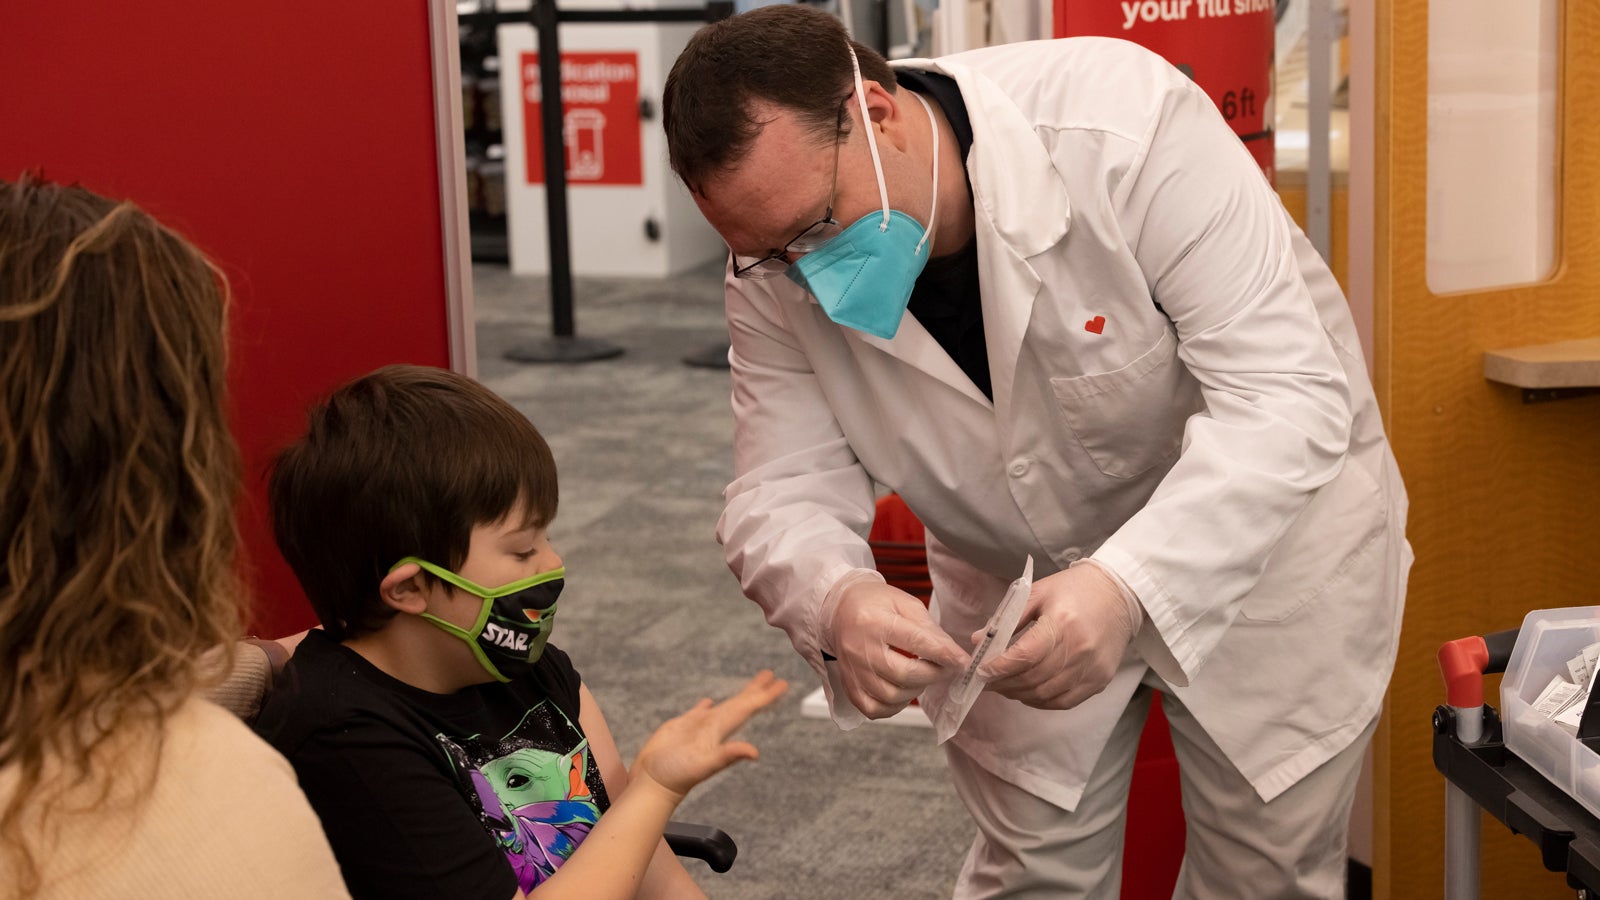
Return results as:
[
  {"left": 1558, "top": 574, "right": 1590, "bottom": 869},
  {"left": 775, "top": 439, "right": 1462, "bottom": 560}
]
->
[
  {"left": 1050, "top": 329, "right": 1199, "bottom": 479},
  {"left": 1239, "top": 461, "right": 1388, "bottom": 623}
]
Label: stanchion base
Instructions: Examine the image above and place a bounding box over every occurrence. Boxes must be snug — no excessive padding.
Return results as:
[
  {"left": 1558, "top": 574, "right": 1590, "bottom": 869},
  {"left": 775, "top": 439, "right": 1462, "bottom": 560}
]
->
[
  {"left": 682, "top": 342, "right": 731, "bottom": 369},
  {"left": 504, "top": 336, "right": 625, "bottom": 364}
]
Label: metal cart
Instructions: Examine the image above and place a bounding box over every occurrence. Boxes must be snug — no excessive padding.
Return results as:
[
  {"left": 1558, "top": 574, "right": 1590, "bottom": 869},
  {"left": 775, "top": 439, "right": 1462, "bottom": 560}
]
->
[{"left": 1435, "top": 628, "right": 1600, "bottom": 897}]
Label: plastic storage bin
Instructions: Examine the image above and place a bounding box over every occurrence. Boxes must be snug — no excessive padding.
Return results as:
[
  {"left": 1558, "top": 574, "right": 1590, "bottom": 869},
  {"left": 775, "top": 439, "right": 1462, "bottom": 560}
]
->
[{"left": 1501, "top": 606, "right": 1600, "bottom": 819}]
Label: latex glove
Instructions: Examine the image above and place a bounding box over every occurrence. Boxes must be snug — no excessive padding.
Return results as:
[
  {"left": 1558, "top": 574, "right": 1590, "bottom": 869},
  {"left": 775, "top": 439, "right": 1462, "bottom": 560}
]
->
[
  {"left": 632, "top": 670, "right": 789, "bottom": 800},
  {"left": 978, "top": 560, "right": 1141, "bottom": 710},
  {"left": 823, "top": 576, "right": 972, "bottom": 719}
]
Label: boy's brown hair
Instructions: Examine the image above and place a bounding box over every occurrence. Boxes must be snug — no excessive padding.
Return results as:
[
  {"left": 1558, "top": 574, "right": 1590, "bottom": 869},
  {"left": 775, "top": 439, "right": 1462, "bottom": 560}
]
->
[{"left": 269, "top": 365, "right": 558, "bottom": 640}]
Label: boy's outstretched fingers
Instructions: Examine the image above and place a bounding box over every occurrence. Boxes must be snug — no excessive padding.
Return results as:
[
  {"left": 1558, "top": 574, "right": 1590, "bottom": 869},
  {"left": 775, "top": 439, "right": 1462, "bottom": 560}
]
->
[
  {"left": 698, "top": 673, "right": 787, "bottom": 767},
  {"left": 711, "top": 670, "right": 789, "bottom": 731},
  {"left": 633, "top": 671, "right": 788, "bottom": 799}
]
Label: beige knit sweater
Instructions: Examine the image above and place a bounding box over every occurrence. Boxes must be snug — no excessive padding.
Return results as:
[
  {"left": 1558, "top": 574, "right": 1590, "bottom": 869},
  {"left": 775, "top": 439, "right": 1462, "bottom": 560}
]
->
[{"left": 0, "top": 696, "right": 350, "bottom": 899}]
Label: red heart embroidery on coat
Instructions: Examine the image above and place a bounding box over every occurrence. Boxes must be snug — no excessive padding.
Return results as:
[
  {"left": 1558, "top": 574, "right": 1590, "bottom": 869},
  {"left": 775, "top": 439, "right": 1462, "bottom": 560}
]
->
[{"left": 1084, "top": 315, "right": 1106, "bottom": 334}]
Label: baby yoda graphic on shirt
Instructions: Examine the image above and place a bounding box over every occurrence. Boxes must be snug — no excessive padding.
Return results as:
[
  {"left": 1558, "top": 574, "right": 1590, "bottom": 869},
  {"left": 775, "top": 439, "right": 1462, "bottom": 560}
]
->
[{"left": 437, "top": 699, "right": 607, "bottom": 892}]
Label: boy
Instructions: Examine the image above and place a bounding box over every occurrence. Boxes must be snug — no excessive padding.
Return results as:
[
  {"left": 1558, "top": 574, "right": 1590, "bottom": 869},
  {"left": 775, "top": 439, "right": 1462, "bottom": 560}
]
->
[{"left": 255, "top": 365, "right": 785, "bottom": 899}]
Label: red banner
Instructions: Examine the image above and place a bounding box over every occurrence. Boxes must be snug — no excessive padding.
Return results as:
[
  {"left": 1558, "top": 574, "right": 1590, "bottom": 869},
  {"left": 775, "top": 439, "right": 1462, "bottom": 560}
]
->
[
  {"left": 1, "top": 2, "right": 460, "bottom": 636},
  {"left": 1055, "top": 0, "right": 1276, "bottom": 183},
  {"left": 521, "top": 51, "right": 642, "bottom": 186}
]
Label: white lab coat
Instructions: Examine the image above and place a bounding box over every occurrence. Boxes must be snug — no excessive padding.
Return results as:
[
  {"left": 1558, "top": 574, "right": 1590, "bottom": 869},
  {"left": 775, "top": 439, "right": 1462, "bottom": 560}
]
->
[{"left": 716, "top": 37, "right": 1410, "bottom": 810}]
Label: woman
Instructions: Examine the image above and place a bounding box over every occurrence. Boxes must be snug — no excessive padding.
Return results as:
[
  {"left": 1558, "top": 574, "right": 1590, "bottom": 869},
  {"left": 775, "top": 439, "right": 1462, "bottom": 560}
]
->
[{"left": 0, "top": 176, "right": 349, "bottom": 898}]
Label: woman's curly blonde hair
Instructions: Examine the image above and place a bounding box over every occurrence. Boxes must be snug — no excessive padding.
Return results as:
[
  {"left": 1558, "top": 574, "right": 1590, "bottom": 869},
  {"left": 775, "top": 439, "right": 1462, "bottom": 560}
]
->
[{"left": 0, "top": 175, "right": 244, "bottom": 895}]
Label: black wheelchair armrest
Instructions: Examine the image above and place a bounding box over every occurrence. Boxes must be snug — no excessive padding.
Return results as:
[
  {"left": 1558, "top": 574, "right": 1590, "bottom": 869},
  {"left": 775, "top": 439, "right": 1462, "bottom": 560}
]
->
[{"left": 664, "top": 820, "right": 737, "bottom": 873}]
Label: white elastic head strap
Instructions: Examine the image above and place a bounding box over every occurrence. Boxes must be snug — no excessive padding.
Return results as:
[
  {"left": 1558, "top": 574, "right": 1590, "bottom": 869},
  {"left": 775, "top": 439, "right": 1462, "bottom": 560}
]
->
[
  {"left": 909, "top": 90, "right": 939, "bottom": 255},
  {"left": 845, "top": 43, "right": 891, "bottom": 230},
  {"left": 844, "top": 43, "right": 939, "bottom": 250}
]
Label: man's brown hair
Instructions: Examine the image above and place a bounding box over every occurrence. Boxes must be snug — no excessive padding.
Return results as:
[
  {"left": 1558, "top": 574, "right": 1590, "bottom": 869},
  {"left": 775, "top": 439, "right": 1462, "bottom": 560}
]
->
[
  {"left": 663, "top": 4, "right": 896, "bottom": 194},
  {"left": 269, "top": 365, "right": 558, "bottom": 641}
]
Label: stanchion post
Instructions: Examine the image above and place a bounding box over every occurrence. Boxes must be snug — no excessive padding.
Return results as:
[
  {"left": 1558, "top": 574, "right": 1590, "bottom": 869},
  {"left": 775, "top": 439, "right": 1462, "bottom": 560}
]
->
[
  {"left": 504, "top": 0, "right": 624, "bottom": 363},
  {"left": 494, "top": 1, "right": 737, "bottom": 366}
]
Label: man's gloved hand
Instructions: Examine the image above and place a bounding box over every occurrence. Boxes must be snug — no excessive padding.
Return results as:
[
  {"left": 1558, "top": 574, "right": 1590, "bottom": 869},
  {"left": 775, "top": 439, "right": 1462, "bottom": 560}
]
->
[
  {"left": 823, "top": 575, "right": 971, "bottom": 719},
  {"left": 978, "top": 560, "right": 1141, "bottom": 710}
]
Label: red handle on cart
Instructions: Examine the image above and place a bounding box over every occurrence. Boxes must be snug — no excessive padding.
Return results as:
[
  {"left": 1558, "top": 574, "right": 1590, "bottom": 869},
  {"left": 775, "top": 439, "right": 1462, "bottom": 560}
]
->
[{"left": 1439, "top": 636, "right": 1491, "bottom": 708}]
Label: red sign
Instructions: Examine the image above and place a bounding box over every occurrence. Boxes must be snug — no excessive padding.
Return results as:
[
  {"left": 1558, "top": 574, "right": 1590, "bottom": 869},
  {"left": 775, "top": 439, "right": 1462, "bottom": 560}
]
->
[
  {"left": 1055, "top": 0, "right": 1276, "bottom": 183},
  {"left": 521, "top": 51, "right": 642, "bottom": 186}
]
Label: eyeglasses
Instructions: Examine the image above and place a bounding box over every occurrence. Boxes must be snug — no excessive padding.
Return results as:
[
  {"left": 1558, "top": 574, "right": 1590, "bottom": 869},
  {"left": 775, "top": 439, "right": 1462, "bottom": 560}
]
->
[{"left": 731, "top": 96, "right": 851, "bottom": 280}]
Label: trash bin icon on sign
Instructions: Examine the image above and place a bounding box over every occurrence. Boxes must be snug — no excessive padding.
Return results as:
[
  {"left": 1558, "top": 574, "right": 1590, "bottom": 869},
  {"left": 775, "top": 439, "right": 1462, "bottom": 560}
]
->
[{"left": 564, "top": 109, "right": 607, "bottom": 181}]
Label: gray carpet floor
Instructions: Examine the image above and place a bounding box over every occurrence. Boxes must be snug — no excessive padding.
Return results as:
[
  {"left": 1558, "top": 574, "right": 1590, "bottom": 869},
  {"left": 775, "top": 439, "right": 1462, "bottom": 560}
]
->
[{"left": 472, "top": 261, "right": 974, "bottom": 898}]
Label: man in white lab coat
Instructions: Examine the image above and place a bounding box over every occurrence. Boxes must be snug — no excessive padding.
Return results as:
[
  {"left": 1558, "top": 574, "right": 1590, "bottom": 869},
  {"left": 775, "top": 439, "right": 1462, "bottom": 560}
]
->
[{"left": 664, "top": 6, "right": 1410, "bottom": 896}]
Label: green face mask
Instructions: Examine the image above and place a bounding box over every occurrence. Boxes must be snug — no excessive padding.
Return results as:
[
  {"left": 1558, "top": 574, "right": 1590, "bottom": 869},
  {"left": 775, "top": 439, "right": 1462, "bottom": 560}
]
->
[{"left": 392, "top": 556, "right": 565, "bottom": 683}]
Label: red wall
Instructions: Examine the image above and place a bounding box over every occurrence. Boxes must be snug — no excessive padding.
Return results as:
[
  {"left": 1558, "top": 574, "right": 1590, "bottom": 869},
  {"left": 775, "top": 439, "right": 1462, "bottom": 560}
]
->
[{"left": 0, "top": 3, "right": 457, "bottom": 636}]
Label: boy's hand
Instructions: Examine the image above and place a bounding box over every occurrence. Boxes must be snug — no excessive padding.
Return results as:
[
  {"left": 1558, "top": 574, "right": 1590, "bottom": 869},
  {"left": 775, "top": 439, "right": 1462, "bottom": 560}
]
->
[{"left": 632, "top": 670, "right": 788, "bottom": 800}]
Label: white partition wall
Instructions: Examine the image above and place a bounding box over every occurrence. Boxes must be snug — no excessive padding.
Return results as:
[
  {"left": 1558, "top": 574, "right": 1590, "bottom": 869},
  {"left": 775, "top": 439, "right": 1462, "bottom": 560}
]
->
[
  {"left": 497, "top": 19, "right": 725, "bottom": 278},
  {"left": 1425, "top": 0, "right": 1560, "bottom": 295}
]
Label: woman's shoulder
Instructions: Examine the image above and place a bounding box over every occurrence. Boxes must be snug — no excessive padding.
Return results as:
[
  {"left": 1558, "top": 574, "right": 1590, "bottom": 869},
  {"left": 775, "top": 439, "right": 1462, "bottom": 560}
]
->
[
  {"left": 170, "top": 694, "right": 301, "bottom": 778},
  {"left": 21, "top": 696, "right": 350, "bottom": 900},
  {"left": 162, "top": 698, "right": 351, "bottom": 894}
]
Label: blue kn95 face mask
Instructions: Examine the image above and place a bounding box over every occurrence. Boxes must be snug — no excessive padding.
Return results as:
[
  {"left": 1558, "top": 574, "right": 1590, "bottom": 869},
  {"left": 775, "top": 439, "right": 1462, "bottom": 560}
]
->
[{"left": 787, "top": 43, "right": 941, "bottom": 341}]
